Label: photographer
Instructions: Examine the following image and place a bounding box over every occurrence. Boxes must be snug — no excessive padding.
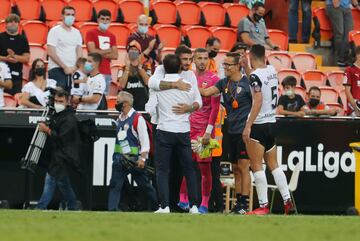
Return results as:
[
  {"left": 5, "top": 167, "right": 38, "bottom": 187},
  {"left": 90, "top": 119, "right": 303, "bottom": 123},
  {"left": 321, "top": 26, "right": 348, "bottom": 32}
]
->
[{"left": 36, "top": 87, "right": 81, "bottom": 210}]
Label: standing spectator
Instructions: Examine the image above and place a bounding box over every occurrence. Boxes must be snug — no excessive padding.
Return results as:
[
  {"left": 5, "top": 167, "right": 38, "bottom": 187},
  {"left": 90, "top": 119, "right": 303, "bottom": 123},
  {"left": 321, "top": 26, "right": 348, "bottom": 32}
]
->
[
  {"left": 118, "top": 40, "right": 150, "bottom": 111},
  {"left": 0, "top": 61, "right": 12, "bottom": 107},
  {"left": 47, "top": 6, "right": 83, "bottom": 91},
  {"left": 277, "top": 76, "right": 306, "bottom": 117},
  {"left": 304, "top": 86, "right": 340, "bottom": 116},
  {"left": 205, "top": 37, "right": 222, "bottom": 77},
  {"left": 86, "top": 9, "right": 118, "bottom": 95},
  {"left": 127, "top": 15, "right": 164, "bottom": 73},
  {"left": 0, "top": 14, "right": 30, "bottom": 95},
  {"left": 326, "top": 0, "right": 360, "bottom": 67},
  {"left": 19, "top": 59, "right": 57, "bottom": 109},
  {"left": 75, "top": 53, "right": 106, "bottom": 110},
  {"left": 238, "top": 2, "right": 280, "bottom": 51},
  {"left": 288, "top": 0, "right": 312, "bottom": 43},
  {"left": 108, "top": 91, "right": 158, "bottom": 211},
  {"left": 344, "top": 45, "right": 360, "bottom": 116}
]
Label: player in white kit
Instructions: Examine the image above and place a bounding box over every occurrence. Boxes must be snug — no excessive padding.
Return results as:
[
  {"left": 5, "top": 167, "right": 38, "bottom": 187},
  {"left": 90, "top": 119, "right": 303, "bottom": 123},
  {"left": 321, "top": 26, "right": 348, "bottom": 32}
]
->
[{"left": 243, "top": 44, "right": 295, "bottom": 215}]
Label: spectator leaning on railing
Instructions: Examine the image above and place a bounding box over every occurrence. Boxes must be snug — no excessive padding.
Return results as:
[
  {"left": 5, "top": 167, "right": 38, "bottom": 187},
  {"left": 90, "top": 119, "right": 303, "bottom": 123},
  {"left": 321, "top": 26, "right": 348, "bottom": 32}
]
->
[
  {"left": 304, "top": 86, "right": 340, "bottom": 116},
  {"left": 277, "top": 76, "right": 306, "bottom": 117}
]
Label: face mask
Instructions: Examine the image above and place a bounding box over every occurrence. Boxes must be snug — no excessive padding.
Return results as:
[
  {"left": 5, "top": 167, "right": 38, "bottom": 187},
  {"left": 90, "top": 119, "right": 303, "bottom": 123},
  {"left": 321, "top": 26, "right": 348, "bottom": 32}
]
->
[
  {"left": 209, "top": 50, "right": 218, "bottom": 58},
  {"left": 138, "top": 25, "right": 148, "bottom": 34},
  {"left": 128, "top": 51, "right": 140, "bottom": 61},
  {"left": 64, "top": 15, "right": 75, "bottom": 26},
  {"left": 34, "top": 67, "right": 45, "bottom": 76},
  {"left": 253, "top": 13, "right": 263, "bottom": 22},
  {"left": 84, "top": 62, "right": 93, "bottom": 73},
  {"left": 54, "top": 103, "right": 66, "bottom": 113},
  {"left": 6, "top": 25, "right": 18, "bottom": 34},
  {"left": 99, "top": 23, "right": 109, "bottom": 31},
  {"left": 285, "top": 89, "right": 294, "bottom": 97},
  {"left": 309, "top": 98, "right": 320, "bottom": 107},
  {"left": 115, "top": 102, "right": 124, "bottom": 112}
]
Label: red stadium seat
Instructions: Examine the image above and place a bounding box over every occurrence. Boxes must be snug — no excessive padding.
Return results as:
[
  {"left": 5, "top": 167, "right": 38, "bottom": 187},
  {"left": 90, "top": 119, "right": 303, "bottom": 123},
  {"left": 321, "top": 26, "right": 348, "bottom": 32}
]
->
[
  {"left": 82, "top": 45, "right": 88, "bottom": 57},
  {"left": 327, "top": 71, "right": 345, "bottom": 90},
  {"left": 223, "top": 3, "right": 249, "bottom": 28},
  {"left": 93, "top": 0, "right": 118, "bottom": 22},
  {"left": 14, "top": 93, "right": 22, "bottom": 106},
  {"left": 150, "top": 0, "right": 178, "bottom": 25},
  {"left": 319, "top": 86, "right": 339, "bottom": 103},
  {"left": 15, "top": 0, "right": 41, "bottom": 20},
  {"left": 198, "top": 2, "right": 226, "bottom": 27},
  {"left": 21, "top": 21, "right": 48, "bottom": 45},
  {"left": 3, "top": 93, "right": 17, "bottom": 107},
  {"left": 350, "top": 31, "right": 360, "bottom": 47},
  {"left": 154, "top": 24, "right": 181, "bottom": 49},
  {"left": 0, "top": 21, "right": 6, "bottom": 33},
  {"left": 106, "top": 96, "right": 117, "bottom": 109},
  {"left": 182, "top": 25, "right": 212, "bottom": 49},
  {"left": 292, "top": 52, "right": 316, "bottom": 73},
  {"left": 112, "top": 46, "right": 127, "bottom": 65},
  {"left": 326, "top": 103, "right": 345, "bottom": 116},
  {"left": 267, "top": 52, "right": 292, "bottom": 71},
  {"left": 294, "top": 85, "right": 306, "bottom": 100},
  {"left": 0, "top": 0, "right": 12, "bottom": 20},
  {"left": 268, "top": 29, "right": 288, "bottom": 51},
  {"left": 352, "top": 9, "right": 360, "bottom": 31},
  {"left": 22, "top": 63, "right": 30, "bottom": 81},
  {"left": 302, "top": 70, "right": 327, "bottom": 89},
  {"left": 68, "top": 0, "right": 94, "bottom": 22},
  {"left": 108, "top": 23, "right": 131, "bottom": 47},
  {"left": 42, "top": 0, "right": 67, "bottom": 21},
  {"left": 110, "top": 64, "right": 121, "bottom": 83},
  {"left": 29, "top": 44, "right": 47, "bottom": 63},
  {"left": 312, "top": 7, "right": 333, "bottom": 44},
  {"left": 209, "top": 27, "right": 236, "bottom": 51},
  {"left": 128, "top": 23, "right": 156, "bottom": 36},
  {"left": 338, "top": 87, "right": 347, "bottom": 111},
  {"left": 77, "top": 22, "right": 98, "bottom": 42},
  {"left": 278, "top": 69, "right": 302, "bottom": 86},
  {"left": 118, "top": 0, "right": 144, "bottom": 23},
  {"left": 175, "top": 1, "right": 201, "bottom": 25}
]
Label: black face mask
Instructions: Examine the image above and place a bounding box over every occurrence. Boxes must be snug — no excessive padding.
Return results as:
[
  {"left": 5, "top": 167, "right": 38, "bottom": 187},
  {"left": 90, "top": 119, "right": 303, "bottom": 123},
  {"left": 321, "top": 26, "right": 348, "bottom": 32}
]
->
[
  {"left": 34, "top": 67, "right": 45, "bottom": 76},
  {"left": 309, "top": 98, "right": 320, "bottom": 108},
  {"left": 115, "top": 102, "right": 124, "bottom": 112},
  {"left": 253, "top": 13, "right": 263, "bottom": 22},
  {"left": 209, "top": 50, "right": 218, "bottom": 59}
]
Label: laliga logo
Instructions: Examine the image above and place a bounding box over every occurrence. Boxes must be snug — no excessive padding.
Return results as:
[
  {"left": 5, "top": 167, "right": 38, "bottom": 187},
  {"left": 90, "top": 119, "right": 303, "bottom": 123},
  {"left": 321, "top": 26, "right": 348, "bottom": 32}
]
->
[{"left": 278, "top": 143, "right": 355, "bottom": 179}]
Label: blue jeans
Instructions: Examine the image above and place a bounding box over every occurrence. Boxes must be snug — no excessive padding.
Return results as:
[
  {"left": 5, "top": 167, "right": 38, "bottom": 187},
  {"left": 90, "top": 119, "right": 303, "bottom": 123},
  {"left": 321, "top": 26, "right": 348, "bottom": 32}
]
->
[
  {"left": 103, "top": 74, "right": 112, "bottom": 96},
  {"left": 48, "top": 67, "right": 71, "bottom": 92},
  {"left": 37, "top": 173, "right": 78, "bottom": 210},
  {"left": 108, "top": 161, "right": 158, "bottom": 211},
  {"left": 288, "top": 0, "right": 312, "bottom": 42}
]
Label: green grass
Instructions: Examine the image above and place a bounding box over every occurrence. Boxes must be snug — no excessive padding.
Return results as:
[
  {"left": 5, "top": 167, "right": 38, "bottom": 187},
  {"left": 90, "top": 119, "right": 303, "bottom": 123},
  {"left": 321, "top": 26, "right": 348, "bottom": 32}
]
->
[{"left": 0, "top": 210, "right": 360, "bottom": 241}]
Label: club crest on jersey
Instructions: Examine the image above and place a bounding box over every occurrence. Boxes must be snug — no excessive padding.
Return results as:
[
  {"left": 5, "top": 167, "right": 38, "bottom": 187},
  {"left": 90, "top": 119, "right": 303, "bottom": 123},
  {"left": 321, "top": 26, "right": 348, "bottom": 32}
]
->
[
  {"left": 202, "top": 81, "right": 208, "bottom": 88},
  {"left": 236, "top": 86, "right": 242, "bottom": 94}
]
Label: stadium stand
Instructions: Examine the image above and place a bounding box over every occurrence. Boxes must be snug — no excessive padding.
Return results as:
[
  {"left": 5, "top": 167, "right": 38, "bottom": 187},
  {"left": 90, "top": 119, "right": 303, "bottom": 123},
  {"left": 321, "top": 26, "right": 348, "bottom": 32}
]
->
[
  {"left": 267, "top": 52, "right": 292, "bottom": 71},
  {"left": 327, "top": 71, "right": 345, "bottom": 90},
  {"left": 209, "top": 27, "right": 236, "bottom": 51},
  {"left": 150, "top": 0, "right": 178, "bottom": 25},
  {"left": 223, "top": 3, "right": 249, "bottom": 28},
  {"left": 277, "top": 68, "right": 302, "bottom": 86},
  {"left": 267, "top": 29, "right": 288, "bottom": 51},
  {"left": 108, "top": 23, "right": 131, "bottom": 47},
  {"left": 68, "top": 0, "right": 94, "bottom": 22},
  {"left": 93, "top": 0, "right": 119, "bottom": 22},
  {"left": 118, "top": 0, "right": 145, "bottom": 23},
  {"left": 106, "top": 95, "right": 117, "bottom": 109},
  {"left": 182, "top": 25, "right": 212, "bottom": 49},
  {"left": 318, "top": 86, "right": 339, "bottom": 104},
  {"left": 29, "top": 44, "right": 47, "bottom": 63},
  {"left": 294, "top": 85, "right": 307, "bottom": 100},
  {"left": 14, "top": 0, "right": 42, "bottom": 20},
  {"left": 3, "top": 93, "right": 17, "bottom": 107},
  {"left": 21, "top": 20, "right": 48, "bottom": 45},
  {"left": 175, "top": 0, "right": 201, "bottom": 26},
  {"left": 0, "top": 0, "right": 12, "bottom": 20},
  {"left": 292, "top": 52, "right": 316, "bottom": 73},
  {"left": 198, "top": 2, "right": 226, "bottom": 27},
  {"left": 41, "top": 0, "right": 67, "bottom": 22},
  {"left": 77, "top": 21, "right": 98, "bottom": 41},
  {"left": 352, "top": 8, "right": 360, "bottom": 31},
  {"left": 312, "top": 7, "right": 333, "bottom": 47},
  {"left": 302, "top": 70, "right": 327, "bottom": 89},
  {"left": 154, "top": 24, "right": 181, "bottom": 49}
]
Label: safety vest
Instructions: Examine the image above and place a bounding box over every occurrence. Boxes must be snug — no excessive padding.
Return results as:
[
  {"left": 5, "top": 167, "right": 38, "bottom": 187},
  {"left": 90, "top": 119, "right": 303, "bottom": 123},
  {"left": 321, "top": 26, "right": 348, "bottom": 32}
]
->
[{"left": 212, "top": 104, "right": 226, "bottom": 157}]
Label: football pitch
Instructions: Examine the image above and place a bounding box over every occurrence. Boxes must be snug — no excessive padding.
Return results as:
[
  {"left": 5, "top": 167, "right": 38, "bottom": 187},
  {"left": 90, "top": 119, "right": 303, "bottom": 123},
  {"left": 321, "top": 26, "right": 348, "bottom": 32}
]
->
[{"left": 0, "top": 210, "right": 360, "bottom": 241}]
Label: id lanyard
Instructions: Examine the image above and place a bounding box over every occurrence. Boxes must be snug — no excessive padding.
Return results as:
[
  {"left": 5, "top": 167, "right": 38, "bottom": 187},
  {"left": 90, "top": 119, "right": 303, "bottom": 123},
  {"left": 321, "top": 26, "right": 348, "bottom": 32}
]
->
[{"left": 225, "top": 79, "right": 241, "bottom": 109}]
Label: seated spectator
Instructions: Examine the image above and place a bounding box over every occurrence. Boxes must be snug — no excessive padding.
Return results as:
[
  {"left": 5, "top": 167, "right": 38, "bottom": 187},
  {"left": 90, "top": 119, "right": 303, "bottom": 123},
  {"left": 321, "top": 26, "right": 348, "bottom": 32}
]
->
[
  {"left": 304, "top": 86, "right": 339, "bottom": 116},
  {"left": 238, "top": 2, "right": 279, "bottom": 51},
  {"left": 240, "top": 0, "right": 265, "bottom": 9},
  {"left": 0, "top": 61, "right": 12, "bottom": 107},
  {"left": 117, "top": 40, "right": 150, "bottom": 111},
  {"left": 277, "top": 76, "right": 306, "bottom": 117},
  {"left": 70, "top": 57, "right": 87, "bottom": 107},
  {"left": 345, "top": 46, "right": 360, "bottom": 116},
  {"left": 19, "top": 59, "right": 57, "bottom": 108}
]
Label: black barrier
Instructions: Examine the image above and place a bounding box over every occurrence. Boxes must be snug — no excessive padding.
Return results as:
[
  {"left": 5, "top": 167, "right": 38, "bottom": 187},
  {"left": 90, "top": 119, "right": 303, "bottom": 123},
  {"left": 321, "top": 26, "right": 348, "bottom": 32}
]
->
[{"left": 0, "top": 109, "right": 359, "bottom": 213}]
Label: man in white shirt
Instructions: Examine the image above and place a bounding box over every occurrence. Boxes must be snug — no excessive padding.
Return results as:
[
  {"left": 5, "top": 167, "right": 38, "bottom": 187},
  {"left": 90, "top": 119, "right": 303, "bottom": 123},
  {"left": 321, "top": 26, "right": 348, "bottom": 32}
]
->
[
  {"left": 47, "top": 6, "right": 83, "bottom": 91},
  {"left": 147, "top": 54, "right": 201, "bottom": 214},
  {"left": 75, "top": 53, "right": 106, "bottom": 110},
  {"left": 0, "top": 61, "right": 12, "bottom": 107},
  {"left": 108, "top": 91, "right": 157, "bottom": 211}
]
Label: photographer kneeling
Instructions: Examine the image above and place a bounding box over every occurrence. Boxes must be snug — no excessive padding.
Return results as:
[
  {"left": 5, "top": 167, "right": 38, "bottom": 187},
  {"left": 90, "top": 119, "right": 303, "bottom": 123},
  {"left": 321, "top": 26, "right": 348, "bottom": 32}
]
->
[{"left": 36, "top": 87, "right": 81, "bottom": 210}]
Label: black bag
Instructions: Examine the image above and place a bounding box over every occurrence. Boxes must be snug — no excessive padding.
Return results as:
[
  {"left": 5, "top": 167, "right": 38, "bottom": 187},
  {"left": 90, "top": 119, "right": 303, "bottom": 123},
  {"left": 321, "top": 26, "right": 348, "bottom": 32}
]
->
[{"left": 77, "top": 119, "right": 99, "bottom": 144}]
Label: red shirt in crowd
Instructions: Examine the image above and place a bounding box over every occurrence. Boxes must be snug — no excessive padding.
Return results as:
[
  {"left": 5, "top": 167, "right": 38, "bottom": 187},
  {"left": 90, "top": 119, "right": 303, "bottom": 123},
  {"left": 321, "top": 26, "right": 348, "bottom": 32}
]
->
[
  {"left": 344, "top": 64, "right": 360, "bottom": 100},
  {"left": 86, "top": 28, "right": 116, "bottom": 75}
]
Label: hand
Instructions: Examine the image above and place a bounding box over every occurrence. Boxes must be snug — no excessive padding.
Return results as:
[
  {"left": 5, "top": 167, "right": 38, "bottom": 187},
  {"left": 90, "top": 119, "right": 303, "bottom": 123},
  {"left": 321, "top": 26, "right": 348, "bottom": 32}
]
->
[
  {"left": 7, "top": 48, "right": 15, "bottom": 57},
  {"left": 172, "top": 103, "right": 191, "bottom": 114},
  {"left": 329, "top": 108, "right": 338, "bottom": 116},
  {"left": 202, "top": 133, "right": 211, "bottom": 145},
  {"left": 136, "top": 159, "right": 145, "bottom": 169},
  {"left": 38, "top": 122, "right": 49, "bottom": 133},
  {"left": 72, "top": 96, "right": 80, "bottom": 105},
  {"left": 355, "top": 108, "right": 360, "bottom": 117},
  {"left": 64, "top": 66, "right": 75, "bottom": 75},
  {"left": 124, "top": 54, "right": 131, "bottom": 69},
  {"left": 157, "top": 41, "right": 165, "bottom": 51},
  {"left": 175, "top": 78, "right": 191, "bottom": 91},
  {"left": 6, "top": 56, "right": 17, "bottom": 63},
  {"left": 242, "top": 125, "right": 251, "bottom": 144},
  {"left": 239, "top": 54, "right": 248, "bottom": 68}
]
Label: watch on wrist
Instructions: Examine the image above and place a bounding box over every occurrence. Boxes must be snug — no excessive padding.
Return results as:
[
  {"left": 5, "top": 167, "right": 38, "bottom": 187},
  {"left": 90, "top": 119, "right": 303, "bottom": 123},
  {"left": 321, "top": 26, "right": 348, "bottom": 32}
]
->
[
  {"left": 140, "top": 157, "right": 146, "bottom": 162},
  {"left": 79, "top": 96, "right": 82, "bottom": 103}
]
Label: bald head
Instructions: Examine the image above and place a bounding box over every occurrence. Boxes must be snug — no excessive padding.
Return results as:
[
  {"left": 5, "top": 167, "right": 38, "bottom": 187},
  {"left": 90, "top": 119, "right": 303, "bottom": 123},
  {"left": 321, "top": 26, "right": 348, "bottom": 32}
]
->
[
  {"left": 137, "top": 14, "right": 149, "bottom": 34},
  {"left": 137, "top": 14, "right": 148, "bottom": 24}
]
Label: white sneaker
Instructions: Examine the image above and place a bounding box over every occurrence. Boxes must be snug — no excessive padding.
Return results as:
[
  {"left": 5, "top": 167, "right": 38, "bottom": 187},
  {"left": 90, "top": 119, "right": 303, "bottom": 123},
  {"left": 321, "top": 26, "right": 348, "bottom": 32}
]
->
[
  {"left": 154, "top": 206, "right": 170, "bottom": 214},
  {"left": 189, "top": 205, "right": 199, "bottom": 214}
]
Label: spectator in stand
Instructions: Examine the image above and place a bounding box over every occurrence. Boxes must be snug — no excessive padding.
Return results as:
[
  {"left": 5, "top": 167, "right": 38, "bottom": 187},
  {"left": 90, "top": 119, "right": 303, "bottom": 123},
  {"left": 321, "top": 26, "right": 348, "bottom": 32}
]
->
[
  {"left": 127, "top": 15, "right": 164, "bottom": 73},
  {"left": 304, "top": 86, "right": 340, "bottom": 116},
  {"left": 0, "top": 61, "right": 12, "bottom": 107},
  {"left": 238, "top": 2, "right": 280, "bottom": 51},
  {"left": 288, "top": 0, "right": 312, "bottom": 43},
  {"left": 70, "top": 57, "right": 87, "bottom": 108},
  {"left": 86, "top": 9, "right": 118, "bottom": 95},
  {"left": 326, "top": 0, "right": 360, "bottom": 67},
  {"left": 240, "top": 0, "right": 265, "bottom": 8},
  {"left": 19, "top": 58, "right": 57, "bottom": 109},
  {"left": 0, "top": 14, "right": 30, "bottom": 95},
  {"left": 277, "top": 76, "right": 306, "bottom": 117},
  {"left": 117, "top": 40, "right": 150, "bottom": 111},
  {"left": 47, "top": 6, "right": 83, "bottom": 91},
  {"left": 205, "top": 37, "right": 222, "bottom": 77},
  {"left": 344, "top": 46, "right": 360, "bottom": 116}
]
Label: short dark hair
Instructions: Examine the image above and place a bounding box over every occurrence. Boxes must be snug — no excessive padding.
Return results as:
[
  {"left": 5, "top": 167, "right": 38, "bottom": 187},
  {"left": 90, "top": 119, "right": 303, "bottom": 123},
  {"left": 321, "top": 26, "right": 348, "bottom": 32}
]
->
[
  {"left": 355, "top": 46, "right": 360, "bottom": 56},
  {"left": 250, "top": 44, "right": 265, "bottom": 60},
  {"left": 230, "top": 42, "right": 248, "bottom": 53},
  {"left": 163, "top": 54, "right": 181, "bottom": 74},
  {"left": 194, "top": 48, "right": 208, "bottom": 55},
  {"left": 206, "top": 37, "right": 221, "bottom": 46},
  {"left": 281, "top": 76, "right": 297, "bottom": 87},
  {"left": 226, "top": 52, "right": 241, "bottom": 64},
  {"left": 5, "top": 14, "right": 20, "bottom": 23},
  {"left": 88, "top": 52, "right": 102, "bottom": 64},
  {"left": 252, "top": 1, "right": 265, "bottom": 10},
  {"left": 61, "top": 6, "right": 75, "bottom": 15},
  {"left": 76, "top": 57, "right": 87, "bottom": 68},
  {"left": 309, "top": 86, "right": 321, "bottom": 94},
  {"left": 55, "top": 87, "right": 70, "bottom": 100},
  {"left": 175, "top": 45, "right": 192, "bottom": 56},
  {"left": 98, "top": 9, "right": 111, "bottom": 18}
]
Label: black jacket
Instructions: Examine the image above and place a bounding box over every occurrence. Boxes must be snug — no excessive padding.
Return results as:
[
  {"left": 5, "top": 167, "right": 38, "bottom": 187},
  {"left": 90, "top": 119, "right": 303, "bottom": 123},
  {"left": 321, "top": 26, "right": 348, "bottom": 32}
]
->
[{"left": 47, "top": 106, "right": 81, "bottom": 178}]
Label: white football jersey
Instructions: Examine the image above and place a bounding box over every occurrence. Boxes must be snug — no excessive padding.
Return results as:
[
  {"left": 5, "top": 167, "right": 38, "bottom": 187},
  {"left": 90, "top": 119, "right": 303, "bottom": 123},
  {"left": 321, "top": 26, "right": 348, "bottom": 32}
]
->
[{"left": 249, "top": 65, "right": 278, "bottom": 124}]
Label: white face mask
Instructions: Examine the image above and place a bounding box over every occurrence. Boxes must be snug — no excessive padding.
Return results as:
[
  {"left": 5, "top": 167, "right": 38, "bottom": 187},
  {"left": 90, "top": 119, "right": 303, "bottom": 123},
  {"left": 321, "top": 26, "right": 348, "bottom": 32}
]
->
[
  {"left": 285, "top": 89, "right": 294, "bottom": 97},
  {"left": 54, "top": 103, "right": 66, "bottom": 113}
]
